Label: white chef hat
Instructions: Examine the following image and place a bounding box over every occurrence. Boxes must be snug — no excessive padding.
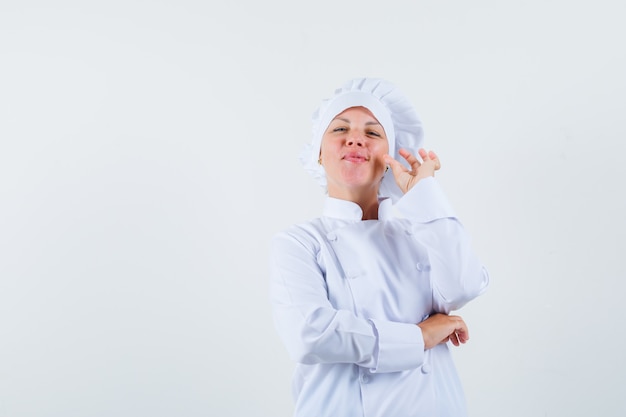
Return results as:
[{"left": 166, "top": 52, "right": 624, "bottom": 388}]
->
[{"left": 299, "top": 77, "right": 424, "bottom": 203}]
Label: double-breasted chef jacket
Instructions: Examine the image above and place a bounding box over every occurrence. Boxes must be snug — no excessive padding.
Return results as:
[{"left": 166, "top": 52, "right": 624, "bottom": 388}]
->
[{"left": 270, "top": 177, "right": 489, "bottom": 417}]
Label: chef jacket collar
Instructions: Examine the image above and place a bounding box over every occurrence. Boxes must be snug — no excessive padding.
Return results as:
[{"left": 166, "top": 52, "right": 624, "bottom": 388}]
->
[{"left": 322, "top": 196, "right": 393, "bottom": 221}]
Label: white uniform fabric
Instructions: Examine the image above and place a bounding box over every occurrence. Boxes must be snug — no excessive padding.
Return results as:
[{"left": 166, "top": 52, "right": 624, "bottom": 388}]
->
[{"left": 269, "top": 177, "right": 489, "bottom": 417}]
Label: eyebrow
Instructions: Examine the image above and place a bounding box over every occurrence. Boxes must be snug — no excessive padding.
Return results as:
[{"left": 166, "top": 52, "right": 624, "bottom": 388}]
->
[{"left": 333, "top": 117, "right": 381, "bottom": 126}]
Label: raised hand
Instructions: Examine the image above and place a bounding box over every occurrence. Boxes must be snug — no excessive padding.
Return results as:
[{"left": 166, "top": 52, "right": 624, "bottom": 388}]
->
[{"left": 383, "top": 148, "right": 441, "bottom": 195}]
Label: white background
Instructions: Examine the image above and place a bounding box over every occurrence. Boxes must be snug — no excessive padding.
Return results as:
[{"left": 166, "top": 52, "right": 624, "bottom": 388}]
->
[{"left": 1, "top": 1, "right": 625, "bottom": 416}]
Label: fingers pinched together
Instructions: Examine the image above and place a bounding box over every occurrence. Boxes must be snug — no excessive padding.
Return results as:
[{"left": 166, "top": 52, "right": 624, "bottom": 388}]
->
[{"left": 383, "top": 148, "right": 441, "bottom": 195}]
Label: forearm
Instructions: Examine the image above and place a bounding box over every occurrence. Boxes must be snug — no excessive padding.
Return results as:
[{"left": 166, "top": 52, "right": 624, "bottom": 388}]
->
[
  {"left": 271, "top": 301, "right": 378, "bottom": 366},
  {"left": 394, "top": 177, "right": 489, "bottom": 311},
  {"left": 420, "top": 218, "right": 489, "bottom": 311},
  {"left": 271, "top": 300, "right": 425, "bottom": 372}
]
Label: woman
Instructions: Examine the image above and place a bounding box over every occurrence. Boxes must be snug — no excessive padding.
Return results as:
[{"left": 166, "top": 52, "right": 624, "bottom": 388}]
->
[{"left": 269, "top": 78, "right": 489, "bottom": 417}]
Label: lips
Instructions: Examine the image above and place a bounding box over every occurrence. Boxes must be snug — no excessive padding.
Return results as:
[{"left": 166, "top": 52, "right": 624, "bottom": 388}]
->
[{"left": 343, "top": 152, "right": 369, "bottom": 163}]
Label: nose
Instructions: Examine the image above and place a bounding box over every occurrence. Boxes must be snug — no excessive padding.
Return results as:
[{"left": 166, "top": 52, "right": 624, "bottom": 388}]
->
[{"left": 346, "top": 131, "right": 364, "bottom": 147}]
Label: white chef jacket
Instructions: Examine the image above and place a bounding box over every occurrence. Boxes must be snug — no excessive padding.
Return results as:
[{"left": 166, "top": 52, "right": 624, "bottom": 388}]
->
[{"left": 269, "top": 177, "right": 489, "bottom": 417}]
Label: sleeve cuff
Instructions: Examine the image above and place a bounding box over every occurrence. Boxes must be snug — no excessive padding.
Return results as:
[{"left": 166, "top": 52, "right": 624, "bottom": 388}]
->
[
  {"left": 368, "top": 319, "right": 424, "bottom": 373},
  {"left": 392, "top": 177, "right": 456, "bottom": 222}
]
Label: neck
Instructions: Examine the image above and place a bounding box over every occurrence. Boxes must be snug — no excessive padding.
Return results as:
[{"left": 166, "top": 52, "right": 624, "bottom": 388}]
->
[
  {"left": 328, "top": 186, "right": 380, "bottom": 220},
  {"left": 360, "top": 199, "right": 380, "bottom": 220}
]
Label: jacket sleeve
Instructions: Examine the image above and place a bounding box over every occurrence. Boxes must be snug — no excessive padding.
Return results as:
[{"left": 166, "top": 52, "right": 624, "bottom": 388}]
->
[
  {"left": 393, "top": 177, "right": 490, "bottom": 313},
  {"left": 269, "top": 228, "right": 425, "bottom": 373}
]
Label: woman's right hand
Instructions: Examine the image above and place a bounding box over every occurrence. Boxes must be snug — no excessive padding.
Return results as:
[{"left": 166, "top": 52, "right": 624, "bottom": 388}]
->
[{"left": 417, "top": 313, "right": 469, "bottom": 350}]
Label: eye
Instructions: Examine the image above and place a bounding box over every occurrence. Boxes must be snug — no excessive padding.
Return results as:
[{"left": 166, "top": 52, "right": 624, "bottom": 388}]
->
[
  {"left": 332, "top": 127, "right": 348, "bottom": 132},
  {"left": 367, "top": 130, "right": 382, "bottom": 137}
]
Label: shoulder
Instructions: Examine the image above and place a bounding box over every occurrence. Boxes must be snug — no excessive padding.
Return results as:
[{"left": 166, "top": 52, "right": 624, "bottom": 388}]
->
[{"left": 271, "top": 218, "right": 326, "bottom": 253}]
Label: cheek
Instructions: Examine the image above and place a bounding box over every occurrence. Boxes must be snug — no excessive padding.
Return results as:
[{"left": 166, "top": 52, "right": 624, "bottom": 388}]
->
[
  {"left": 374, "top": 141, "right": 390, "bottom": 158},
  {"left": 320, "top": 138, "right": 340, "bottom": 158},
  {"left": 319, "top": 144, "right": 331, "bottom": 161}
]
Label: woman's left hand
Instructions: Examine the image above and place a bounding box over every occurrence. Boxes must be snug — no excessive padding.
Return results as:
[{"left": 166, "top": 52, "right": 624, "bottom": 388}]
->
[
  {"left": 383, "top": 148, "right": 441, "bottom": 194},
  {"left": 417, "top": 313, "right": 469, "bottom": 349}
]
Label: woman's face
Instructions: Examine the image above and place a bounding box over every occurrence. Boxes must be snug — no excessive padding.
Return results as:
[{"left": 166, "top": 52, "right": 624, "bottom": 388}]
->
[{"left": 320, "top": 106, "right": 389, "bottom": 198}]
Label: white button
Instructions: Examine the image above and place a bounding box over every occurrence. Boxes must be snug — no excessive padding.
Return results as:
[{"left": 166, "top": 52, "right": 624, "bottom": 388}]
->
[
  {"left": 416, "top": 263, "right": 430, "bottom": 271},
  {"left": 405, "top": 229, "right": 413, "bottom": 236},
  {"left": 326, "top": 232, "right": 337, "bottom": 241},
  {"left": 361, "top": 374, "right": 370, "bottom": 383},
  {"left": 421, "top": 364, "right": 431, "bottom": 374}
]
